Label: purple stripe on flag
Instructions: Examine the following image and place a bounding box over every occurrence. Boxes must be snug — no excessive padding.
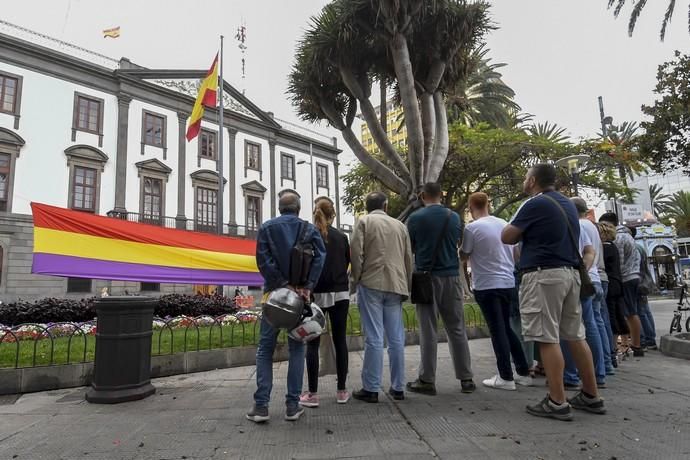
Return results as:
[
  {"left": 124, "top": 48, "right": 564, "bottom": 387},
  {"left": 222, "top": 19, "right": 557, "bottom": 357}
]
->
[{"left": 32, "top": 253, "right": 264, "bottom": 286}]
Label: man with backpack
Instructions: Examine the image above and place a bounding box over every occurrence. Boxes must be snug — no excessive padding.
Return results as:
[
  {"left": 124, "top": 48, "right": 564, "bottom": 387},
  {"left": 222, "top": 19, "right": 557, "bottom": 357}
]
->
[{"left": 247, "top": 190, "right": 326, "bottom": 423}]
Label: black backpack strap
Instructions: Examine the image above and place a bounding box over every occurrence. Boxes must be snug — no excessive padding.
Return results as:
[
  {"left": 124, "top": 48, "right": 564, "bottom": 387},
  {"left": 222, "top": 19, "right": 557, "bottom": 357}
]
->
[{"left": 293, "top": 220, "right": 309, "bottom": 247}]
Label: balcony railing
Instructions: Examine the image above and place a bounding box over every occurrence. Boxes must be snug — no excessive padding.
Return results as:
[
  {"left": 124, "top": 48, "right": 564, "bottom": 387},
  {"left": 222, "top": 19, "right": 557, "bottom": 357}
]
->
[{"left": 106, "top": 211, "right": 258, "bottom": 239}]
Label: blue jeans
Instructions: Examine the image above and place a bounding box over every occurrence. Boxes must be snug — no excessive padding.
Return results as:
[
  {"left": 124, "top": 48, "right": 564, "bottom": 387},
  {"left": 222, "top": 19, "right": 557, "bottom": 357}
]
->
[
  {"left": 591, "top": 282, "right": 613, "bottom": 372},
  {"left": 357, "top": 285, "right": 405, "bottom": 392},
  {"left": 638, "top": 296, "right": 657, "bottom": 346},
  {"left": 600, "top": 281, "right": 616, "bottom": 359},
  {"left": 253, "top": 317, "right": 305, "bottom": 409},
  {"left": 562, "top": 292, "right": 606, "bottom": 385}
]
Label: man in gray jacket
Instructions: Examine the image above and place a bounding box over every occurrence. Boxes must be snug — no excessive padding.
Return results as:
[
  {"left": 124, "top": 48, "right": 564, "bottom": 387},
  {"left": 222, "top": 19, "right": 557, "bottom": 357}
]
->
[{"left": 599, "top": 212, "right": 643, "bottom": 356}]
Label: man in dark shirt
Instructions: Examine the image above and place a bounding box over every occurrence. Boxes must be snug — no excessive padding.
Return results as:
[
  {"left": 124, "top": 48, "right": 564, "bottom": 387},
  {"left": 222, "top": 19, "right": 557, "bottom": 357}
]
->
[
  {"left": 502, "top": 164, "right": 605, "bottom": 421},
  {"left": 247, "top": 191, "right": 326, "bottom": 423},
  {"left": 406, "top": 183, "right": 475, "bottom": 396}
]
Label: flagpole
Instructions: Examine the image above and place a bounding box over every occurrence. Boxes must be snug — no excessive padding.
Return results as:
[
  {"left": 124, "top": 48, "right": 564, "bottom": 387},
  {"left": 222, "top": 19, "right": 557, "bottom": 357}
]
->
[
  {"left": 217, "top": 35, "right": 224, "bottom": 236},
  {"left": 217, "top": 35, "right": 225, "bottom": 296}
]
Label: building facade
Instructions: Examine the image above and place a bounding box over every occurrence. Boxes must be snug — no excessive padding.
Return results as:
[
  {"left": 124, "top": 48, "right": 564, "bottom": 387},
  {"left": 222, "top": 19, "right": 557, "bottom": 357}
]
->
[
  {"left": 359, "top": 101, "right": 407, "bottom": 155},
  {"left": 0, "top": 30, "right": 342, "bottom": 302}
]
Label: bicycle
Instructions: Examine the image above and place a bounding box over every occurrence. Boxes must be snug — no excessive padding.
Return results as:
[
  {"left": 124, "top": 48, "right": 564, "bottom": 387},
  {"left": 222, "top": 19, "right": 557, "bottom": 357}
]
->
[{"left": 669, "top": 284, "right": 690, "bottom": 334}]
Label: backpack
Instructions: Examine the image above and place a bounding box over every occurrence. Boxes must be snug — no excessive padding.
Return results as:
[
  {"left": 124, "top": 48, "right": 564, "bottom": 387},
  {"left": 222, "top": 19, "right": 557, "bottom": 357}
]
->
[{"left": 289, "top": 221, "right": 314, "bottom": 287}]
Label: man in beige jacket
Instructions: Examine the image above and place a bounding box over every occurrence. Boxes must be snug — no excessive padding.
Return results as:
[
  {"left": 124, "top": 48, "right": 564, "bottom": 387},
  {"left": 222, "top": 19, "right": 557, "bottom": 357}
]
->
[{"left": 350, "top": 192, "right": 413, "bottom": 403}]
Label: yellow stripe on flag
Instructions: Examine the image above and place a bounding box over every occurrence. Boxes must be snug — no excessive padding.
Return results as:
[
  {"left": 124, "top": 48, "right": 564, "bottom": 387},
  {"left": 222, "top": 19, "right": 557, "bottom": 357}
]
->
[
  {"left": 103, "top": 26, "right": 121, "bottom": 38},
  {"left": 34, "top": 228, "right": 258, "bottom": 273}
]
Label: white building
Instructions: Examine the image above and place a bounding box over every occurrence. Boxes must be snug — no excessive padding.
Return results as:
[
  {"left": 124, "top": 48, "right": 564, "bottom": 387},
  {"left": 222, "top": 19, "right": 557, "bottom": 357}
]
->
[{"left": 0, "top": 29, "right": 344, "bottom": 301}]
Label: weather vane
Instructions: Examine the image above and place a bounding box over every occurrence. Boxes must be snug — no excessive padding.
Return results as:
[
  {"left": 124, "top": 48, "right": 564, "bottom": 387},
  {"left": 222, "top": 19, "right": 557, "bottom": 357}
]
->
[{"left": 235, "top": 22, "right": 247, "bottom": 94}]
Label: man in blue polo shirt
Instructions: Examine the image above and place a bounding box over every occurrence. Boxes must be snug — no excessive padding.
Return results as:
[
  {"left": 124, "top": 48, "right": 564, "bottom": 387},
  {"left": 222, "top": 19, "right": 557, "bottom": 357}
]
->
[{"left": 502, "top": 164, "right": 605, "bottom": 421}]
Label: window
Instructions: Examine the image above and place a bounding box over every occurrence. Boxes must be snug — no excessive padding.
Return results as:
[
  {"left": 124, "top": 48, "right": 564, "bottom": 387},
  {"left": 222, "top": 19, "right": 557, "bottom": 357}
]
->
[
  {"left": 71, "top": 166, "right": 97, "bottom": 212},
  {"left": 0, "top": 154, "right": 10, "bottom": 212},
  {"left": 67, "top": 277, "right": 92, "bottom": 293},
  {"left": 142, "top": 111, "right": 166, "bottom": 148},
  {"left": 75, "top": 95, "right": 102, "bottom": 133},
  {"left": 316, "top": 163, "right": 329, "bottom": 188},
  {"left": 199, "top": 129, "right": 217, "bottom": 161},
  {"left": 0, "top": 74, "right": 20, "bottom": 115},
  {"left": 246, "top": 196, "right": 261, "bottom": 231},
  {"left": 140, "top": 282, "right": 160, "bottom": 292},
  {"left": 245, "top": 142, "right": 261, "bottom": 171},
  {"left": 142, "top": 177, "right": 163, "bottom": 224},
  {"left": 196, "top": 187, "right": 217, "bottom": 232},
  {"left": 280, "top": 153, "right": 295, "bottom": 181}
]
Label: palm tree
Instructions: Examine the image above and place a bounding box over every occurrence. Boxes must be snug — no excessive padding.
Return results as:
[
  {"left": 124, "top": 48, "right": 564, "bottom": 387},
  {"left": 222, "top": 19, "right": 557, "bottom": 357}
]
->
[
  {"left": 648, "top": 183, "right": 670, "bottom": 217},
  {"left": 660, "top": 190, "right": 690, "bottom": 237},
  {"left": 607, "top": 0, "right": 685, "bottom": 41},
  {"left": 527, "top": 121, "right": 570, "bottom": 143},
  {"left": 445, "top": 46, "right": 521, "bottom": 128},
  {"left": 598, "top": 121, "right": 647, "bottom": 186}
]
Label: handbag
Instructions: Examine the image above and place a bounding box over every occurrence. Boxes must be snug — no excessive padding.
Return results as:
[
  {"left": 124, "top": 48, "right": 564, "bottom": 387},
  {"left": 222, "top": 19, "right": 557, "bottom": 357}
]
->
[
  {"left": 289, "top": 221, "right": 314, "bottom": 287},
  {"left": 410, "top": 209, "right": 452, "bottom": 304},
  {"left": 542, "top": 194, "right": 595, "bottom": 300}
]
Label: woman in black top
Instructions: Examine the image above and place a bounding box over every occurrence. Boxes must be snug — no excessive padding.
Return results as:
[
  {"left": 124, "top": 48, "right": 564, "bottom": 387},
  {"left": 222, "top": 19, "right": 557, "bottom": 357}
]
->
[
  {"left": 300, "top": 197, "right": 351, "bottom": 407},
  {"left": 598, "top": 222, "right": 629, "bottom": 358}
]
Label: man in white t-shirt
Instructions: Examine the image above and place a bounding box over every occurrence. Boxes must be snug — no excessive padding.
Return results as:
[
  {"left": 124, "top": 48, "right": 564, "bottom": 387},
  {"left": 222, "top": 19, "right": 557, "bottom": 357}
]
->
[
  {"left": 461, "top": 193, "right": 533, "bottom": 390},
  {"left": 562, "top": 198, "right": 608, "bottom": 389}
]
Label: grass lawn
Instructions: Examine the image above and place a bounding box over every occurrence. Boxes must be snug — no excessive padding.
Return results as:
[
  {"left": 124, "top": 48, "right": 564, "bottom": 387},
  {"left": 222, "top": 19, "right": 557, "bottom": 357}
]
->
[{"left": 0, "top": 303, "right": 482, "bottom": 369}]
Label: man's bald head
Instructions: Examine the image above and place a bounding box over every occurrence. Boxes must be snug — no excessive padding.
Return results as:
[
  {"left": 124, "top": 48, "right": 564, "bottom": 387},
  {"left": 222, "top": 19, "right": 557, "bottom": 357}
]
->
[{"left": 278, "top": 192, "right": 301, "bottom": 215}]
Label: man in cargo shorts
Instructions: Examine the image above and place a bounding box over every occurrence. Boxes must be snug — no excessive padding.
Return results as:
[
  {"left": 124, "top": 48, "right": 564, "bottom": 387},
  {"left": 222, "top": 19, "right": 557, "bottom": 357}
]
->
[{"left": 502, "top": 163, "right": 605, "bottom": 421}]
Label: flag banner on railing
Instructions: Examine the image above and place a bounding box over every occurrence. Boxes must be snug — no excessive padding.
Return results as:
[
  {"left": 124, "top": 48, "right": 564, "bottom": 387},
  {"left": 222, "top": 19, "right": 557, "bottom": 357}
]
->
[{"left": 30, "top": 203, "right": 263, "bottom": 286}]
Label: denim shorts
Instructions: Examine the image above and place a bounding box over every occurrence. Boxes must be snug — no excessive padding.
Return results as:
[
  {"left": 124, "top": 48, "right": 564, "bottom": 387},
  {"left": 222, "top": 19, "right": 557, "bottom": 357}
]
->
[{"left": 621, "top": 279, "right": 640, "bottom": 317}]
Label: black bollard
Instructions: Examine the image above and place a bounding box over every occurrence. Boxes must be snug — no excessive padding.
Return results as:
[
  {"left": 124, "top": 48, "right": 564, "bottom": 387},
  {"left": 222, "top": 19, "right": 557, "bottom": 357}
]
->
[{"left": 86, "top": 296, "right": 157, "bottom": 404}]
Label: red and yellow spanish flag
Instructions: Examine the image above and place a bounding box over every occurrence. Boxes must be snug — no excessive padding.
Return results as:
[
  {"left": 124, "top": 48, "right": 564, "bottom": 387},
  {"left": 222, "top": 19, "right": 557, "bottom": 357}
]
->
[
  {"left": 103, "top": 26, "right": 121, "bottom": 38},
  {"left": 30, "top": 203, "right": 263, "bottom": 286},
  {"left": 185, "top": 54, "right": 219, "bottom": 141}
]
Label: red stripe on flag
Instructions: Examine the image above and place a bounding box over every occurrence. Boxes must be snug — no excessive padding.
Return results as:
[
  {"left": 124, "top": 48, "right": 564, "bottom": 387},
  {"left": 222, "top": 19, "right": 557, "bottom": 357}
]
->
[
  {"left": 186, "top": 119, "right": 201, "bottom": 142},
  {"left": 201, "top": 88, "right": 217, "bottom": 108},
  {"left": 31, "top": 203, "right": 257, "bottom": 256}
]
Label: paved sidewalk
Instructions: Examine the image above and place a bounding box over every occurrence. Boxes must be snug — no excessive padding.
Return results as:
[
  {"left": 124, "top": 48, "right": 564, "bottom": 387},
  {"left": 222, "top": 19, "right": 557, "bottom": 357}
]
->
[{"left": 0, "top": 300, "right": 689, "bottom": 460}]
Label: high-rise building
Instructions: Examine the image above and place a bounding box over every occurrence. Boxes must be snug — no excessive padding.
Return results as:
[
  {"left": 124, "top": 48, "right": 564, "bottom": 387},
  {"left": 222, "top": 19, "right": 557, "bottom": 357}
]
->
[{"left": 359, "top": 101, "right": 407, "bottom": 155}]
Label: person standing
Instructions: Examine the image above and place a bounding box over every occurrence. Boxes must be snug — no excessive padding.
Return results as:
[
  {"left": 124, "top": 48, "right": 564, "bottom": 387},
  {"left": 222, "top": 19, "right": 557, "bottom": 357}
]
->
[
  {"left": 599, "top": 213, "right": 644, "bottom": 357},
  {"left": 629, "top": 227, "right": 658, "bottom": 350},
  {"left": 598, "top": 221, "right": 629, "bottom": 358},
  {"left": 300, "top": 197, "right": 352, "bottom": 407},
  {"left": 461, "top": 192, "right": 531, "bottom": 391},
  {"left": 247, "top": 191, "right": 326, "bottom": 423},
  {"left": 502, "top": 164, "right": 605, "bottom": 421},
  {"left": 406, "top": 183, "right": 475, "bottom": 395},
  {"left": 350, "top": 192, "right": 413, "bottom": 403},
  {"left": 595, "top": 222, "right": 618, "bottom": 368}
]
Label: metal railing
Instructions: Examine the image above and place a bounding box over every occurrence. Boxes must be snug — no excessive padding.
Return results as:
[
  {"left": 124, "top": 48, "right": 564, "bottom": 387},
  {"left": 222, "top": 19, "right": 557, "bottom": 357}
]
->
[
  {"left": 0, "top": 305, "right": 486, "bottom": 369},
  {"left": 106, "top": 211, "right": 258, "bottom": 239}
]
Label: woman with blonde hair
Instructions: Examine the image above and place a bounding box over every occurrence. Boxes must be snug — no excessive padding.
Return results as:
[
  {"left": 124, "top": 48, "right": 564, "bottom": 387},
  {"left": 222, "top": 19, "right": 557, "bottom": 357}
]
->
[{"left": 300, "top": 196, "right": 351, "bottom": 407}]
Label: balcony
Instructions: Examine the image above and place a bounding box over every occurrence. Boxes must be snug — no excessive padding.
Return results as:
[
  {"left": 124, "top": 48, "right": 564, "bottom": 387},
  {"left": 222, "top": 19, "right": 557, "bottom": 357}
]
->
[{"left": 106, "top": 211, "right": 258, "bottom": 239}]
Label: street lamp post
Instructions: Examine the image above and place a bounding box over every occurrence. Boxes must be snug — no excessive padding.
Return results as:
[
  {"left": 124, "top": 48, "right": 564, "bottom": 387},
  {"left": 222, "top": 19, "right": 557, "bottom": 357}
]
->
[
  {"left": 297, "top": 143, "right": 315, "bottom": 214},
  {"left": 555, "top": 154, "right": 589, "bottom": 196}
]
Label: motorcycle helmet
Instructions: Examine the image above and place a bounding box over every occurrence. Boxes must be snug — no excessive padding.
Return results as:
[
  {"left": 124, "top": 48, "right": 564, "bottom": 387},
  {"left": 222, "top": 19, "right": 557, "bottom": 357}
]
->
[
  {"left": 262, "top": 288, "right": 305, "bottom": 330},
  {"left": 288, "top": 303, "right": 326, "bottom": 342}
]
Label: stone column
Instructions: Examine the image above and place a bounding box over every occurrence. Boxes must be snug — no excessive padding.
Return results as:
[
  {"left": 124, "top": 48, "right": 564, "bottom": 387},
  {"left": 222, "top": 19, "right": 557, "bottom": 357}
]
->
[
  {"left": 175, "top": 112, "right": 187, "bottom": 229},
  {"left": 334, "top": 160, "right": 341, "bottom": 229},
  {"left": 114, "top": 93, "right": 131, "bottom": 213},
  {"left": 269, "top": 137, "right": 277, "bottom": 218},
  {"left": 227, "top": 127, "right": 238, "bottom": 229}
]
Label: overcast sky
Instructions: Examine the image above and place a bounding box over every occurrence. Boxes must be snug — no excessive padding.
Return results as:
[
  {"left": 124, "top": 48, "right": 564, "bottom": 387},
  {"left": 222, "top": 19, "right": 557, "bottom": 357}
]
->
[{"left": 4, "top": 0, "right": 688, "bottom": 165}]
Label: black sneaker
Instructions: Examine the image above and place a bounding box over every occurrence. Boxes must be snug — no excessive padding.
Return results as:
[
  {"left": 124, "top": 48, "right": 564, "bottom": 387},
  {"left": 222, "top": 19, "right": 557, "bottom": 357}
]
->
[
  {"left": 568, "top": 391, "right": 606, "bottom": 415},
  {"left": 526, "top": 396, "right": 573, "bottom": 421},
  {"left": 285, "top": 405, "right": 305, "bottom": 421},
  {"left": 246, "top": 405, "right": 270, "bottom": 423},
  {"left": 647, "top": 343, "right": 658, "bottom": 351},
  {"left": 353, "top": 388, "right": 379, "bottom": 403},
  {"left": 597, "top": 382, "right": 607, "bottom": 389},
  {"left": 406, "top": 379, "right": 437, "bottom": 396},
  {"left": 632, "top": 347, "right": 645, "bottom": 357},
  {"left": 611, "top": 355, "right": 618, "bottom": 368},
  {"left": 564, "top": 382, "right": 580, "bottom": 390},
  {"left": 460, "top": 380, "right": 476, "bottom": 394},
  {"left": 388, "top": 388, "right": 405, "bottom": 401}
]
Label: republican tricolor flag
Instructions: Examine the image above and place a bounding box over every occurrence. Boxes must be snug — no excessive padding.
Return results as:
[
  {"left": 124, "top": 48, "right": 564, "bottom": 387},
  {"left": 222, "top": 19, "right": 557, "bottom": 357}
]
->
[{"left": 186, "top": 54, "right": 219, "bottom": 141}]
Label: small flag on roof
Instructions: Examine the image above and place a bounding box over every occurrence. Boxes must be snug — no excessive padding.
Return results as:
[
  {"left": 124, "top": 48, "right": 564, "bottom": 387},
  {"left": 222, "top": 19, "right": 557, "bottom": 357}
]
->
[{"left": 103, "top": 26, "right": 121, "bottom": 38}]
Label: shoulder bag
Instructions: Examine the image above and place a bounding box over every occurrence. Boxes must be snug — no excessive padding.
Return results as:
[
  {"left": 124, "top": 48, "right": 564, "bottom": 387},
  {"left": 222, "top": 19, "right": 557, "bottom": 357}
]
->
[
  {"left": 542, "top": 194, "right": 595, "bottom": 300},
  {"left": 410, "top": 209, "right": 452, "bottom": 304},
  {"left": 289, "top": 221, "right": 314, "bottom": 287}
]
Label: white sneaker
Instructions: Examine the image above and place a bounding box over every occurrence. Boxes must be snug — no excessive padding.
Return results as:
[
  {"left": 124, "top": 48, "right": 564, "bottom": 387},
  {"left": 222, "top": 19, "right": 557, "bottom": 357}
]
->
[
  {"left": 482, "top": 375, "right": 516, "bottom": 391},
  {"left": 515, "top": 375, "right": 534, "bottom": 387}
]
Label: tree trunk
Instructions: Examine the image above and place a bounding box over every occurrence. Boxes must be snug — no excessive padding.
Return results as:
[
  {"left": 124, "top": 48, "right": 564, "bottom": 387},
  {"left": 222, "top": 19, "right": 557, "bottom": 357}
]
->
[
  {"left": 426, "top": 92, "right": 450, "bottom": 182},
  {"left": 340, "top": 126, "right": 408, "bottom": 195},
  {"left": 380, "top": 79, "right": 388, "bottom": 131},
  {"left": 420, "top": 92, "right": 435, "bottom": 182},
  {"left": 390, "top": 32, "right": 424, "bottom": 192}
]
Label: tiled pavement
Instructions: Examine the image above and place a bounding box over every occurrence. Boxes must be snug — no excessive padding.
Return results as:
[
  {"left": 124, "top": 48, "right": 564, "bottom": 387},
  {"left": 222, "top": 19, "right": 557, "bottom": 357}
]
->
[{"left": 0, "top": 299, "right": 688, "bottom": 460}]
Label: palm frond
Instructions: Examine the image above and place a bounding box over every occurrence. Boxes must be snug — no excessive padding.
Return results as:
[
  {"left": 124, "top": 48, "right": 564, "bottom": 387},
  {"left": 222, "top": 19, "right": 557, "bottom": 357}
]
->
[
  {"left": 660, "top": 0, "right": 676, "bottom": 40},
  {"left": 628, "top": 0, "right": 649, "bottom": 36}
]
